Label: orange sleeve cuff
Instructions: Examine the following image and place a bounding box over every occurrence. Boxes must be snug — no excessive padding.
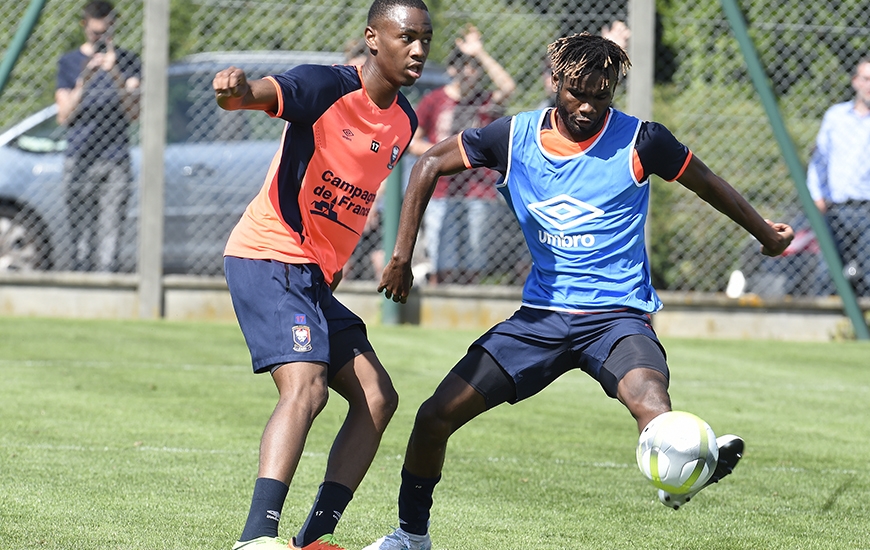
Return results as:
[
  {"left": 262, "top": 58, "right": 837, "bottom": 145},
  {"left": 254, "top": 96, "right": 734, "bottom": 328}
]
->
[
  {"left": 672, "top": 150, "right": 694, "bottom": 181},
  {"left": 263, "top": 76, "right": 283, "bottom": 118},
  {"left": 457, "top": 132, "right": 473, "bottom": 169}
]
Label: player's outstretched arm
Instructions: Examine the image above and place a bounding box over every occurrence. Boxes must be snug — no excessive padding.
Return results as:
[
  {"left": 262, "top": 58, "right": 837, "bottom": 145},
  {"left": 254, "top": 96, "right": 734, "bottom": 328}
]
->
[
  {"left": 212, "top": 66, "right": 278, "bottom": 112},
  {"left": 378, "top": 135, "right": 467, "bottom": 303},
  {"left": 676, "top": 155, "right": 794, "bottom": 257}
]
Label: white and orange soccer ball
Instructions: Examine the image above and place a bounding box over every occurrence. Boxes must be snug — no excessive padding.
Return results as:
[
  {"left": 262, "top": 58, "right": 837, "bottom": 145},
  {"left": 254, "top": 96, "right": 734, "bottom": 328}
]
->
[{"left": 636, "top": 411, "right": 719, "bottom": 495}]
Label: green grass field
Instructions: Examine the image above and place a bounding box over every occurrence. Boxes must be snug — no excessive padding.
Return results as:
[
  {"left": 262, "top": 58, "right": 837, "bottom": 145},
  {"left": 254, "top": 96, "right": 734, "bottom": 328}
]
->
[{"left": 1, "top": 316, "right": 868, "bottom": 550}]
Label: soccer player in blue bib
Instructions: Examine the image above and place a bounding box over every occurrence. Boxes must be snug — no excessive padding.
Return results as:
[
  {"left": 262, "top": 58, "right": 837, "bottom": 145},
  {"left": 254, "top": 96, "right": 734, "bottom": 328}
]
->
[{"left": 365, "top": 33, "right": 795, "bottom": 550}]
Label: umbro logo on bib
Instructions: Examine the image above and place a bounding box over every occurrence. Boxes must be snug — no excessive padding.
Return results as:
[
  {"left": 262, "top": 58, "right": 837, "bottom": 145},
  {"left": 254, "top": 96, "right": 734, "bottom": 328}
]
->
[{"left": 528, "top": 194, "right": 604, "bottom": 230}]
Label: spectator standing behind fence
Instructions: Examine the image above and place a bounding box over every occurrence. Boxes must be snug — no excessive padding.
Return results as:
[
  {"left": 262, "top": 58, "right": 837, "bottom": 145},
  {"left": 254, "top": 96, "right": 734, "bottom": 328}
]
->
[
  {"left": 55, "top": 0, "right": 140, "bottom": 272},
  {"left": 410, "top": 25, "right": 515, "bottom": 285},
  {"left": 806, "top": 57, "right": 870, "bottom": 297}
]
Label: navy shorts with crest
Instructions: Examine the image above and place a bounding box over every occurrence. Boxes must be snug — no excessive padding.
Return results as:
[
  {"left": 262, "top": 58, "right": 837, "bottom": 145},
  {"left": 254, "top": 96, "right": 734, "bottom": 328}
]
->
[{"left": 224, "top": 257, "right": 371, "bottom": 377}]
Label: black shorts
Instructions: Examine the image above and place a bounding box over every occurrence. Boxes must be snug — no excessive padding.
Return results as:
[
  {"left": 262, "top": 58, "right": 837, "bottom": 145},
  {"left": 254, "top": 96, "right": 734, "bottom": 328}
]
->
[{"left": 452, "top": 307, "right": 668, "bottom": 404}]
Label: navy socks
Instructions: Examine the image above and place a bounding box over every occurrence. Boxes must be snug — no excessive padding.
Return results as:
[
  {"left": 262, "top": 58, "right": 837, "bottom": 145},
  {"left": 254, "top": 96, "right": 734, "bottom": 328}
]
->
[
  {"left": 239, "top": 477, "right": 289, "bottom": 542},
  {"left": 397, "top": 467, "right": 441, "bottom": 536},
  {"left": 296, "top": 481, "right": 354, "bottom": 546}
]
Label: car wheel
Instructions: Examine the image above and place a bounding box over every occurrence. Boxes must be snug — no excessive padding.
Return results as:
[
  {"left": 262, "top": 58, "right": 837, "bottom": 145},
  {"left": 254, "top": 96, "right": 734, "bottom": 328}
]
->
[{"left": 0, "top": 204, "right": 50, "bottom": 271}]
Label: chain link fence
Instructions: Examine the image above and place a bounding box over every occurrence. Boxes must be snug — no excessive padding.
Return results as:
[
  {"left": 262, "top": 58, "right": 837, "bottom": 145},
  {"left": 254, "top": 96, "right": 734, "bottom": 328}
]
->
[{"left": 0, "top": 0, "right": 867, "bottom": 299}]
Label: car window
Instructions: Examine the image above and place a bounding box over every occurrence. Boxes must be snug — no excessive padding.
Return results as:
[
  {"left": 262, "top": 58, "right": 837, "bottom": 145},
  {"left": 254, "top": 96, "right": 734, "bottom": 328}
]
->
[
  {"left": 166, "top": 67, "right": 284, "bottom": 145},
  {"left": 10, "top": 117, "right": 66, "bottom": 153}
]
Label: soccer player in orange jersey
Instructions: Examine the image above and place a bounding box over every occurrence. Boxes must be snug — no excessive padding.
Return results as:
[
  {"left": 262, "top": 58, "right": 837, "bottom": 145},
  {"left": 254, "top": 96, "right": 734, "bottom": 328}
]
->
[{"left": 212, "top": 1, "right": 432, "bottom": 548}]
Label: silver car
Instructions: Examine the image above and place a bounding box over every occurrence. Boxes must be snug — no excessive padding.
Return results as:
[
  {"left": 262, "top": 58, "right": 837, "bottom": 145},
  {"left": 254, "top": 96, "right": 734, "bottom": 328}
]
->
[{"left": 0, "top": 51, "right": 447, "bottom": 274}]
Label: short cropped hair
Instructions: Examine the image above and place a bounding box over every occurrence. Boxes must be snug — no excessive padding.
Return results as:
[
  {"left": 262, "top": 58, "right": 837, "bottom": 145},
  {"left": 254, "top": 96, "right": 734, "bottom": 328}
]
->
[
  {"left": 368, "top": 0, "right": 429, "bottom": 25},
  {"left": 83, "top": 0, "right": 115, "bottom": 20},
  {"left": 547, "top": 32, "right": 631, "bottom": 89}
]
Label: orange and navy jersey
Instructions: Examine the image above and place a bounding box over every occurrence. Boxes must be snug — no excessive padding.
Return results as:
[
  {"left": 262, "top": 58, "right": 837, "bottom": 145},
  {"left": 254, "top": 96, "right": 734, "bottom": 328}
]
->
[{"left": 224, "top": 64, "right": 416, "bottom": 284}]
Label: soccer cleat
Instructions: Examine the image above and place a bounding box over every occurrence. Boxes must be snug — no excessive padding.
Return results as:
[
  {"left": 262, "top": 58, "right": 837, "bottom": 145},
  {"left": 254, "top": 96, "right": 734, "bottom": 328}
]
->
[
  {"left": 290, "top": 535, "right": 346, "bottom": 550},
  {"left": 362, "top": 527, "right": 432, "bottom": 550},
  {"left": 659, "top": 434, "right": 744, "bottom": 510},
  {"left": 232, "top": 536, "right": 293, "bottom": 550}
]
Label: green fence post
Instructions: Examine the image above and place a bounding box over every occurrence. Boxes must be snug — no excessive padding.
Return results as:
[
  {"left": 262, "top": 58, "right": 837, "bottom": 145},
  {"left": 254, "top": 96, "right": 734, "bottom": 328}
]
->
[
  {"left": 0, "top": 0, "right": 47, "bottom": 99},
  {"left": 720, "top": 0, "right": 869, "bottom": 340},
  {"left": 380, "top": 160, "right": 403, "bottom": 325}
]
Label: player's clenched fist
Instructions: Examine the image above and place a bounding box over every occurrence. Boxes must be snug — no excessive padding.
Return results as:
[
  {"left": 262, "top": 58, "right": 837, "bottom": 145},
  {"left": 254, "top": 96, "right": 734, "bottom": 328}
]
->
[
  {"left": 212, "top": 66, "right": 278, "bottom": 112},
  {"left": 213, "top": 66, "right": 248, "bottom": 101}
]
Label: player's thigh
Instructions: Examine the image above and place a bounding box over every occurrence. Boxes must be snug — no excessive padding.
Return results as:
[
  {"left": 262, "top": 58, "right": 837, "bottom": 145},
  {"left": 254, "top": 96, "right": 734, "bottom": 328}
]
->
[
  {"left": 604, "top": 334, "right": 670, "bottom": 401},
  {"left": 449, "top": 345, "right": 516, "bottom": 411}
]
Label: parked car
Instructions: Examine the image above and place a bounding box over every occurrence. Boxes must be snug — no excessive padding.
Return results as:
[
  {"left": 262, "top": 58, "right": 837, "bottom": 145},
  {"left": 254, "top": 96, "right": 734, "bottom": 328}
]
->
[{"left": 0, "top": 51, "right": 448, "bottom": 274}]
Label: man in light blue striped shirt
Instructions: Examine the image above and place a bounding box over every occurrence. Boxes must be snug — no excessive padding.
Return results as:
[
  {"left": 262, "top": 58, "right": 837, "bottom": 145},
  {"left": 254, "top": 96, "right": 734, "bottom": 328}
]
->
[{"left": 806, "top": 57, "right": 870, "bottom": 296}]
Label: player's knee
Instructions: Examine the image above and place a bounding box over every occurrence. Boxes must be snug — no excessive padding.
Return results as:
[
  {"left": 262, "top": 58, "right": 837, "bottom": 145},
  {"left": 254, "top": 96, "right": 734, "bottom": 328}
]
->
[
  {"left": 618, "top": 368, "right": 670, "bottom": 420},
  {"left": 368, "top": 382, "right": 399, "bottom": 429},
  {"left": 413, "top": 397, "right": 453, "bottom": 441},
  {"left": 276, "top": 377, "right": 330, "bottom": 422}
]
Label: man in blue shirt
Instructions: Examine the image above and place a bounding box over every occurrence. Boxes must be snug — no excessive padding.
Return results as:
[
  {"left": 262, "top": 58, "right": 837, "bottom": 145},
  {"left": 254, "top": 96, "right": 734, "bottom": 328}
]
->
[
  {"left": 806, "top": 57, "right": 870, "bottom": 296},
  {"left": 55, "top": 0, "right": 141, "bottom": 272},
  {"left": 366, "top": 33, "right": 795, "bottom": 550}
]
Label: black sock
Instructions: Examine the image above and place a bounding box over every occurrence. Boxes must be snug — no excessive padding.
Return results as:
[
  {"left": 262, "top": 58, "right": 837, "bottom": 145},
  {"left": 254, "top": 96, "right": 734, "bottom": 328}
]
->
[
  {"left": 397, "top": 467, "right": 441, "bottom": 536},
  {"left": 296, "top": 481, "right": 354, "bottom": 546},
  {"left": 238, "top": 477, "right": 289, "bottom": 542}
]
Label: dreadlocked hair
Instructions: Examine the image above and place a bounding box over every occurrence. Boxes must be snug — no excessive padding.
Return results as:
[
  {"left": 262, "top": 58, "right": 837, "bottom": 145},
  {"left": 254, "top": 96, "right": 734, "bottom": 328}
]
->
[{"left": 547, "top": 32, "right": 631, "bottom": 88}]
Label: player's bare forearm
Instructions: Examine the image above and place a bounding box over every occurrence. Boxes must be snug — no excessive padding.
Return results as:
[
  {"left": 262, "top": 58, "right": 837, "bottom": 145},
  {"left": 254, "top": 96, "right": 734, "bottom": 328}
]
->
[
  {"left": 213, "top": 67, "right": 277, "bottom": 112},
  {"left": 377, "top": 162, "right": 433, "bottom": 302},
  {"left": 395, "top": 138, "right": 465, "bottom": 261},
  {"left": 378, "top": 137, "right": 466, "bottom": 302},
  {"left": 677, "top": 156, "right": 793, "bottom": 256}
]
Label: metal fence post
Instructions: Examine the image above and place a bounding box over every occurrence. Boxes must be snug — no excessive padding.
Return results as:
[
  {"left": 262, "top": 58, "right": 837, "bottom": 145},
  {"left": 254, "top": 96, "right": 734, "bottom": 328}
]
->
[
  {"left": 627, "top": 0, "right": 656, "bottom": 262},
  {"left": 138, "top": 0, "right": 170, "bottom": 319},
  {"left": 0, "top": 0, "right": 46, "bottom": 99},
  {"left": 627, "top": 0, "right": 654, "bottom": 122}
]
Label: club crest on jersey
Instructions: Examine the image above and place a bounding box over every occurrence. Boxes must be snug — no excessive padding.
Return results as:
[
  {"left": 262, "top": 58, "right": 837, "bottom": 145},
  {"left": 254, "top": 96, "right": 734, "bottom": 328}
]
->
[
  {"left": 371, "top": 140, "right": 380, "bottom": 152},
  {"left": 292, "top": 324, "right": 312, "bottom": 352},
  {"left": 387, "top": 145, "right": 401, "bottom": 170}
]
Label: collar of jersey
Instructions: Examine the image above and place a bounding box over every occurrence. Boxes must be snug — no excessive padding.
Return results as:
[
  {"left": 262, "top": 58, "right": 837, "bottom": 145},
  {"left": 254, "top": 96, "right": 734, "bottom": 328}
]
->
[{"left": 540, "top": 108, "right": 608, "bottom": 156}]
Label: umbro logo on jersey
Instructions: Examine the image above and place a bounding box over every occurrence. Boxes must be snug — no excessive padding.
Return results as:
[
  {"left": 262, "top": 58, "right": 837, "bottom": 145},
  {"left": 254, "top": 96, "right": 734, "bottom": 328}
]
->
[
  {"left": 528, "top": 194, "right": 604, "bottom": 231},
  {"left": 342, "top": 129, "right": 354, "bottom": 140}
]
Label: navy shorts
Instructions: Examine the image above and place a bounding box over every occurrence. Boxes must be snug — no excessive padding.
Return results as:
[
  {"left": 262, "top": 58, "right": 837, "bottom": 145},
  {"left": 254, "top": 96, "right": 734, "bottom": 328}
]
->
[
  {"left": 224, "top": 257, "right": 372, "bottom": 377},
  {"left": 471, "top": 307, "right": 667, "bottom": 402}
]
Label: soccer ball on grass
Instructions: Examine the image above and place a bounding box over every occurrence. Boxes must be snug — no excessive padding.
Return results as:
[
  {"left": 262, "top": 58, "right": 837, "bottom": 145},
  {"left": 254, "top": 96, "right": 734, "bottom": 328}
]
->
[{"left": 636, "top": 411, "right": 718, "bottom": 495}]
